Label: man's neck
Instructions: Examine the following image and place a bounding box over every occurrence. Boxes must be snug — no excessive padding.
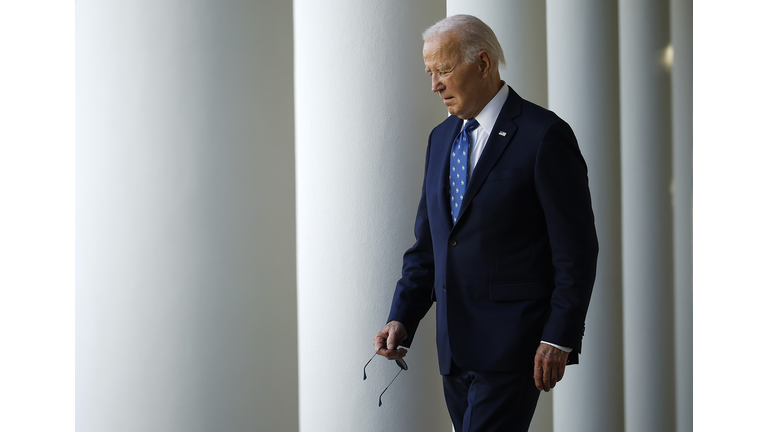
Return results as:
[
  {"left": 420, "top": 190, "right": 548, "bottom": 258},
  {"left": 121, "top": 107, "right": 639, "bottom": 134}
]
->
[
  {"left": 470, "top": 79, "right": 504, "bottom": 120},
  {"left": 478, "top": 76, "right": 503, "bottom": 111}
]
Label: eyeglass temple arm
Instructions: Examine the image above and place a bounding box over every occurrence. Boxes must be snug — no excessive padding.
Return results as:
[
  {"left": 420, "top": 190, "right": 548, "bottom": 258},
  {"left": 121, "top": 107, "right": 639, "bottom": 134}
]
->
[
  {"left": 377, "top": 367, "right": 404, "bottom": 407},
  {"left": 363, "top": 352, "right": 377, "bottom": 380}
]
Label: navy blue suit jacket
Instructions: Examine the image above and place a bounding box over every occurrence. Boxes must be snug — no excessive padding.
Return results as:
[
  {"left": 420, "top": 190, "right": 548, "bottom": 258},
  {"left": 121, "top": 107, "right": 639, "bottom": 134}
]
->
[{"left": 387, "top": 87, "right": 598, "bottom": 374}]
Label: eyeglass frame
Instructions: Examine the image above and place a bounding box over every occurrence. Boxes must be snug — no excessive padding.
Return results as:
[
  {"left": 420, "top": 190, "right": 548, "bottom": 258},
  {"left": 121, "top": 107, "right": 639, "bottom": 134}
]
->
[{"left": 362, "top": 351, "right": 408, "bottom": 407}]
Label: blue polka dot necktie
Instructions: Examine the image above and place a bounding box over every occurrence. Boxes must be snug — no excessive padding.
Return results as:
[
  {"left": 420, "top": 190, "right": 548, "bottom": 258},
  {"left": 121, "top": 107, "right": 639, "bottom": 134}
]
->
[{"left": 449, "top": 119, "right": 479, "bottom": 225}]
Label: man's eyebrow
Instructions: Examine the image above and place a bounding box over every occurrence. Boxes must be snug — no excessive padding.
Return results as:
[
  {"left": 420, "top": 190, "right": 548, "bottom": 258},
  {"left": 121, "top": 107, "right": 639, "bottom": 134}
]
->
[{"left": 425, "top": 65, "right": 453, "bottom": 73}]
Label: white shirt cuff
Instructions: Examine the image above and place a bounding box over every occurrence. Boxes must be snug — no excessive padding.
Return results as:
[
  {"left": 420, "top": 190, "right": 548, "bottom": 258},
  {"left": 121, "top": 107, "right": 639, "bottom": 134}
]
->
[{"left": 541, "top": 341, "right": 572, "bottom": 353}]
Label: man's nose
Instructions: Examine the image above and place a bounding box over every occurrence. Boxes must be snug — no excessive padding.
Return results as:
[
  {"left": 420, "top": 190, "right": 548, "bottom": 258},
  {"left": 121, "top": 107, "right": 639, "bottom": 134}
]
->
[{"left": 431, "top": 75, "right": 443, "bottom": 93}]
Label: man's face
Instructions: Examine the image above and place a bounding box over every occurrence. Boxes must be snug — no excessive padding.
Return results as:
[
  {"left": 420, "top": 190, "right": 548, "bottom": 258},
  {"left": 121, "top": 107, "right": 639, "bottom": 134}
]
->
[{"left": 423, "top": 33, "right": 485, "bottom": 119}]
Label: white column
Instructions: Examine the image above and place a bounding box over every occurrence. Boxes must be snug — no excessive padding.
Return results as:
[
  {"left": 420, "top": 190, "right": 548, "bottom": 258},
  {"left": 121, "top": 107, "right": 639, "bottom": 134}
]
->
[
  {"left": 619, "top": 0, "right": 676, "bottom": 431},
  {"left": 446, "top": 0, "right": 548, "bottom": 107},
  {"left": 546, "top": 1, "right": 624, "bottom": 431},
  {"left": 76, "top": 1, "right": 297, "bottom": 431},
  {"left": 294, "top": 1, "right": 449, "bottom": 431},
  {"left": 671, "top": 0, "right": 692, "bottom": 431}
]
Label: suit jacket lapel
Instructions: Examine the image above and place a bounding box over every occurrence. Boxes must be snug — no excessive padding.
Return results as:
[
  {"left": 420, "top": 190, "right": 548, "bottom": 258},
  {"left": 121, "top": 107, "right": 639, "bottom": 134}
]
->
[{"left": 455, "top": 88, "right": 523, "bottom": 224}]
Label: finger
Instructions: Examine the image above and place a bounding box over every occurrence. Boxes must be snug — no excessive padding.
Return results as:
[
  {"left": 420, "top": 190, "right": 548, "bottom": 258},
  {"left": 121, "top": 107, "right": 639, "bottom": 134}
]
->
[
  {"left": 548, "top": 363, "right": 558, "bottom": 389},
  {"left": 384, "top": 348, "right": 407, "bottom": 360},
  {"left": 373, "top": 343, "right": 387, "bottom": 356},
  {"left": 533, "top": 362, "right": 543, "bottom": 391},
  {"left": 373, "top": 332, "right": 384, "bottom": 345},
  {"left": 373, "top": 326, "right": 388, "bottom": 341},
  {"left": 379, "top": 348, "right": 402, "bottom": 360},
  {"left": 373, "top": 332, "right": 387, "bottom": 352},
  {"left": 386, "top": 326, "right": 401, "bottom": 350},
  {"left": 542, "top": 361, "right": 552, "bottom": 392}
]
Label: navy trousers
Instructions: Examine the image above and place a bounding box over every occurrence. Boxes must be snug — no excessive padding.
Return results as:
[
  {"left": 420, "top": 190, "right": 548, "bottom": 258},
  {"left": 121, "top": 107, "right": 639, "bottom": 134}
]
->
[{"left": 442, "top": 360, "right": 541, "bottom": 432}]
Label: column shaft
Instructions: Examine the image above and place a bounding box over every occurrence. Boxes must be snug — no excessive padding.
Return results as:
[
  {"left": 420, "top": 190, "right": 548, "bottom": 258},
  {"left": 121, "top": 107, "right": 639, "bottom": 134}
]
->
[
  {"left": 619, "top": 0, "right": 676, "bottom": 431},
  {"left": 294, "top": 1, "right": 449, "bottom": 431},
  {"left": 671, "top": 0, "right": 693, "bottom": 431},
  {"left": 76, "top": 1, "right": 297, "bottom": 430},
  {"left": 547, "top": 1, "right": 624, "bottom": 431}
]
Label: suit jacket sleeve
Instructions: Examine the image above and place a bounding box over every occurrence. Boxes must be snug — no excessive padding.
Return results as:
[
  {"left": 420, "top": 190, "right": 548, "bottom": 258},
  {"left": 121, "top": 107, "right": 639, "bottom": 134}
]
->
[
  {"left": 386, "top": 132, "right": 437, "bottom": 347},
  {"left": 535, "top": 119, "right": 599, "bottom": 353}
]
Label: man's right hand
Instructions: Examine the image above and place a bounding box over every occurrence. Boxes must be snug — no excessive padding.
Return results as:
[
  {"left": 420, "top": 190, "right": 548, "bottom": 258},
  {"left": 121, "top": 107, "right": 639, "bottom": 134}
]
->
[{"left": 373, "top": 321, "right": 408, "bottom": 360}]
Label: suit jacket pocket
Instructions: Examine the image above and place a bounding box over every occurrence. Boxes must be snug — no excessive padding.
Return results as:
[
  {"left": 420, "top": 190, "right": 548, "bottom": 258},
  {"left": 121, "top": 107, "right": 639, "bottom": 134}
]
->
[{"left": 488, "top": 281, "right": 551, "bottom": 302}]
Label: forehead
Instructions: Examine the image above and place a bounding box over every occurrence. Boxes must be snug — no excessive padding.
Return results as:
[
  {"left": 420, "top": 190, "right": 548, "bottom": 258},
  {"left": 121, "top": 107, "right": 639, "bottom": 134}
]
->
[{"left": 423, "top": 33, "right": 461, "bottom": 65}]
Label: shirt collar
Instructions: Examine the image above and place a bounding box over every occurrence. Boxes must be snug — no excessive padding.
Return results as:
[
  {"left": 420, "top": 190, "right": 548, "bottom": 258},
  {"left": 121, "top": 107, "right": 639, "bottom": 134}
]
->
[{"left": 464, "top": 83, "right": 508, "bottom": 133}]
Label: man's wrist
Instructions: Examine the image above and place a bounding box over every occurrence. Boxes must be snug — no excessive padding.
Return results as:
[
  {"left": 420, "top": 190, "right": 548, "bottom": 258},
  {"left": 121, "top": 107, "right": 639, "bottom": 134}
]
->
[{"left": 540, "top": 341, "right": 572, "bottom": 353}]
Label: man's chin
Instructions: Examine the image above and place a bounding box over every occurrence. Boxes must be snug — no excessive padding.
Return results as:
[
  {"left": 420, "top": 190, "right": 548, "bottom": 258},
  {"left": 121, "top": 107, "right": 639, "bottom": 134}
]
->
[{"left": 447, "top": 109, "right": 471, "bottom": 119}]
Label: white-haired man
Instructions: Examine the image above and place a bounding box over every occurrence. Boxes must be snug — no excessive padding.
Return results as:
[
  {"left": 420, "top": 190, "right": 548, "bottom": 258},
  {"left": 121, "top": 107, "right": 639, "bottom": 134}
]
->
[{"left": 373, "top": 15, "right": 598, "bottom": 431}]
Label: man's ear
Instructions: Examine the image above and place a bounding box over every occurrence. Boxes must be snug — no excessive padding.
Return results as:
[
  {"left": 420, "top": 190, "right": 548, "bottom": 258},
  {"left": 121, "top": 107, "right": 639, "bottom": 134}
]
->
[{"left": 477, "top": 50, "right": 493, "bottom": 78}]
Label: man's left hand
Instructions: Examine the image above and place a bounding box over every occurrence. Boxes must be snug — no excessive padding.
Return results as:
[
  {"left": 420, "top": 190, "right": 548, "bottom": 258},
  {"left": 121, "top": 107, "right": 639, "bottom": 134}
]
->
[{"left": 533, "top": 343, "right": 568, "bottom": 392}]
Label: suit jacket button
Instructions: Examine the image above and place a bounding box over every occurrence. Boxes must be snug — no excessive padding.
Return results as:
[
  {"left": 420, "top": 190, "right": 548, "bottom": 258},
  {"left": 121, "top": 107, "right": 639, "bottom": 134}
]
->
[
  {"left": 442, "top": 284, "right": 447, "bottom": 291},
  {"left": 448, "top": 239, "right": 457, "bottom": 247}
]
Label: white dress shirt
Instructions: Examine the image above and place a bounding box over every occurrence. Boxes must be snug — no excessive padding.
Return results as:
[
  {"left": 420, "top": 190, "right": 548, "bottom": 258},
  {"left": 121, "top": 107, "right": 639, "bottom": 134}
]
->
[{"left": 464, "top": 83, "right": 508, "bottom": 179}]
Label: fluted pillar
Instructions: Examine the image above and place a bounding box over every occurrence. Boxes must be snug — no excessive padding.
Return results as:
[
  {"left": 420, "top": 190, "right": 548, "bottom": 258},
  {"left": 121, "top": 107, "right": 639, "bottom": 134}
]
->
[
  {"left": 671, "top": 0, "right": 692, "bottom": 431},
  {"left": 294, "top": 1, "right": 449, "bottom": 431},
  {"left": 546, "top": 1, "right": 624, "bottom": 431},
  {"left": 619, "top": 0, "right": 676, "bottom": 431},
  {"left": 76, "top": 1, "right": 297, "bottom": 431}
]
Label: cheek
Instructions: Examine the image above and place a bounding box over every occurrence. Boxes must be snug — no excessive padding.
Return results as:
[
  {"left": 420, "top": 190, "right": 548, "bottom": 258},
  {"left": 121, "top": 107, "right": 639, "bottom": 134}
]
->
[
  {"left": 445, "top": 80, "right": 458, "bottom": 96},
  {"left": 451, "top": 86, "right": 464, "bottom": 102}
]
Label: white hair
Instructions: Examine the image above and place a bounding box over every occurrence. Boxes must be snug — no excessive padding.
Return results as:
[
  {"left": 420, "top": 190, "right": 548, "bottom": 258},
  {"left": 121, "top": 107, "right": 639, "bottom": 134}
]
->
[{"left": 423, "top": 15, "right": 506, "bottom": 69}]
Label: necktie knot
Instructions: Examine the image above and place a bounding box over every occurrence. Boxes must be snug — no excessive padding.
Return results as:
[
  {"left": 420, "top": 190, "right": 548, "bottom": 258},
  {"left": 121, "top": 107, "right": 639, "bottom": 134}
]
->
[{"left": 464, "top": 118, "right": 480, "bottom": 134}]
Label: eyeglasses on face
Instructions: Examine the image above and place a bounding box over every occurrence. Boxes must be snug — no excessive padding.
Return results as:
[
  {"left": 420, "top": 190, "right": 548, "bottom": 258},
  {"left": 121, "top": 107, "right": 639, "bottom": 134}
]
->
[{"left": 362, "top": 352, "right": 408, "bottom": 407}]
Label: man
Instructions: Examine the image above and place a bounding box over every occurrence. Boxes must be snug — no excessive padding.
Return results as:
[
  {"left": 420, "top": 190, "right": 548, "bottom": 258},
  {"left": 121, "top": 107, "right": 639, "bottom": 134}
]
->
[{"left": 372, "top": 15, "right": 599, "bottom": 431}]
